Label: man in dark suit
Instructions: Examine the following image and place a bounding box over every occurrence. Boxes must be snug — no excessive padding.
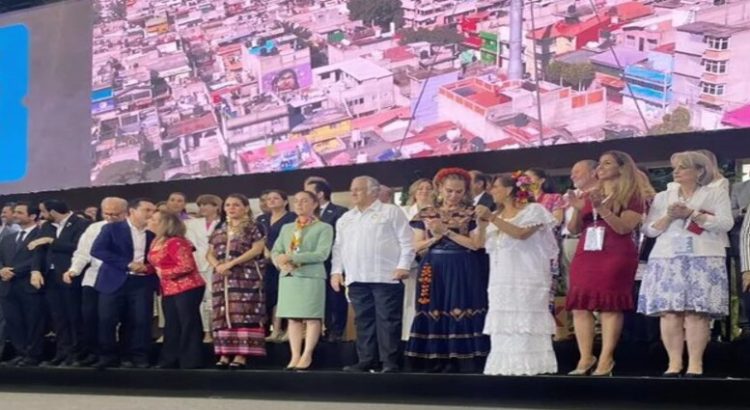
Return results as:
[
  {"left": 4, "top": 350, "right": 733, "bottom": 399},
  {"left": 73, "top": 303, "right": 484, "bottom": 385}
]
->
[
  {"left": 469, "top": 170, "right": 496, "bottom": 211},
  {"left": 30, "top": 199, "right": 90, "bottom": 366},
  {"left": 0, "top": 202, "right": 20, "bottom": 362},
  {"left": 305, "top": 179, "right": 349, "bottom": 342},
  {"left": 469, "top": 170, "right": 494, "bottom": 298},
  {"left": 91, "top": 198, "right": 156, "bottom": 369},
  {"left": 0, "top": 202, "right": 46, "bottom": 367}
]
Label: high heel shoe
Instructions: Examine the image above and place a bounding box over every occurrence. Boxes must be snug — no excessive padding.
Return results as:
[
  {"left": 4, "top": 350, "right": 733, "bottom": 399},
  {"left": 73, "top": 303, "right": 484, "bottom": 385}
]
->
[
  {"left": 215, "top": 360, "right": 229, "bottom": 370},
  {"left": 592, "top": 361, "right": 615, "bottom": 377},
  {"left": 567, "top": 358, "right": 597, "bottom": 376},
  {"left": 229, "top": 361, "right": 247, "bottom": 370}
]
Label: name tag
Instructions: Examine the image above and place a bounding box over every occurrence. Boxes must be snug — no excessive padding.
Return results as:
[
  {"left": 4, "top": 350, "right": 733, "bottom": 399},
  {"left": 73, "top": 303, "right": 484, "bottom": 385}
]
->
[
  {"left": 584, "top": 226, "right": 605, "bottom": 251},
  {"left": 671, "top": 236, "right": 694, "bottom": 256}
]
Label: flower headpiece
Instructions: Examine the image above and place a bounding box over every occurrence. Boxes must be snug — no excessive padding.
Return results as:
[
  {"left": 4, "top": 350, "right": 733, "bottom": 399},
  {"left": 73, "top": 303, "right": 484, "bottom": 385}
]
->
[
  {"left": 511, "top": 171, "right": 536, "bottom": 205},
  {"left": 434, "top": 167, "right": 472, "bottom": 187}
]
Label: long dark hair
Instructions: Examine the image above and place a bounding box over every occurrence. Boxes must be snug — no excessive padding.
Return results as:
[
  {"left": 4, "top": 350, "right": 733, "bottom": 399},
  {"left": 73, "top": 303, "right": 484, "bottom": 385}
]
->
[{"left": 525, "top": 168, "right": 556, "bottom": 194}]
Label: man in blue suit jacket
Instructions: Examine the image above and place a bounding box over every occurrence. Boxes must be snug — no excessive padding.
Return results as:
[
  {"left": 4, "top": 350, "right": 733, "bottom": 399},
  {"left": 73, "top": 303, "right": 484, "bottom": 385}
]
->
[
  {"left": 91, "top": 198, "right": 157, "bottom": 369},
  {"left": 305, "top": 179, "right": 349, "bottom": 342}
]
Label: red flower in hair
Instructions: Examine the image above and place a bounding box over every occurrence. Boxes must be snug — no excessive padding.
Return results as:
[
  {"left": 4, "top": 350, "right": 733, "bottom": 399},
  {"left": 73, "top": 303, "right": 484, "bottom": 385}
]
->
[{"left": 434, "top": 167, "right": 472, "bottom": 186}]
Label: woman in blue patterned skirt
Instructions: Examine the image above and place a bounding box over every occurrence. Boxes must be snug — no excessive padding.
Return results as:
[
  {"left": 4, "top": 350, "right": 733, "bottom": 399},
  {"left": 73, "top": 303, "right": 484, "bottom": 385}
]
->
[
  {"left": 405, "top": 168, "right": 489, "bottom": 373},
  {"left": 638, "top": 151, "right": 733, "bottom": 377}
]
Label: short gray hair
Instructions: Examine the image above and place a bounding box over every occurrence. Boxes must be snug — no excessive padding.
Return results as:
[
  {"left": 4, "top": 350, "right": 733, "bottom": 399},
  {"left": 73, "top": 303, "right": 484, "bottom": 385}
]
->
[
  {"left": 101, "top": 197, "right": 128, "bottom": 211},
  {"left": 353, "top": 176, "right": 381, "bottom": 195},
  {"left": 576, "top": 159, "right": 598, "bottom": 172},
  {"left": 671, "top": 151, "right": 715, "bottom": 186}
]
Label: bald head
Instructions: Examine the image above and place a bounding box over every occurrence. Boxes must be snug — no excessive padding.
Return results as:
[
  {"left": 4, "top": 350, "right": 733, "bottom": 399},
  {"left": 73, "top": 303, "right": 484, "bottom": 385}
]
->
[{"left": 101, "top": 197, "right": 128, "bottom": 223}]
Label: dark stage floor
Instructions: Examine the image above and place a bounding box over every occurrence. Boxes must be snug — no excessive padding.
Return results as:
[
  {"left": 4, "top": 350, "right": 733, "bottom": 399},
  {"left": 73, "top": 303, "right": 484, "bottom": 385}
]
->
[{"left": 1, "top": 340, "right": 749, "bottom": 409}]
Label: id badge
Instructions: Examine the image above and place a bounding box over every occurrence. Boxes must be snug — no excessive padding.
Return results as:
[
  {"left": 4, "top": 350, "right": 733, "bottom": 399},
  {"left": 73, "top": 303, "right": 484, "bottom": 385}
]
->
[
  {"left": 671, "top": 236, "right": 694, "bottom": 255},
  {"left": 584, "top": 226, "right": 605, "bottom": 251}
]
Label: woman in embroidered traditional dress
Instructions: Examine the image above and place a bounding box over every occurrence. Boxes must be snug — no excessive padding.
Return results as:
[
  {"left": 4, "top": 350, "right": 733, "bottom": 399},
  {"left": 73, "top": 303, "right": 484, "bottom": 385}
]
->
[
  {"left": 525, "top": 168, "right": 565, "bottom": 224},
  {"left": 207, "top": 194, "right": 267, "bottom": 370},
  {"left": 405, "top": 168, "right": 489, "bottom": 373},
  {"left": 477, "top": 174, "right": 558, "bottom": 376},
  {"left": 147, "top": 211, "right": 206, "bottom": 369},
  {"left": 272, "top": 191, "right": 333, "bottom": 370}
]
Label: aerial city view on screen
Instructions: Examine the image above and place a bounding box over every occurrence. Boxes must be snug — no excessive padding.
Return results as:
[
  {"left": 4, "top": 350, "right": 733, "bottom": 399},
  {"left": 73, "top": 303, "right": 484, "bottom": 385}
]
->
[{"left": 90, "top": 0, "right": 750, "bottom": 185}]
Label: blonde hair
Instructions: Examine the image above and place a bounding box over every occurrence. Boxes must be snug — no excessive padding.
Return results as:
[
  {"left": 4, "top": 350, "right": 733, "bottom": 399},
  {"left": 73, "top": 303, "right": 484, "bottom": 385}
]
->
[
  {"left": 406, "top": 178, "right": 435, "bottom": 206},
  {"left": 671, "top": 151, "right": 715, "bottom": 187},
  {"left": 695, "top": 149, "right": 722, "bottom": 182},
  {"left": 600, "top": 151, "right": 653, "bottom": 213},
  {"left": 154, "top": 211, "right": 186, "bottom": 238}
]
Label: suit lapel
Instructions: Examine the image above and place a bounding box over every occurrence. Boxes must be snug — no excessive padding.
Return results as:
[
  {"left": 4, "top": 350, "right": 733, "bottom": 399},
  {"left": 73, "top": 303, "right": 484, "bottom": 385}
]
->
[{"left": 120, "top": 222, "right": 135, "bottom": 260}]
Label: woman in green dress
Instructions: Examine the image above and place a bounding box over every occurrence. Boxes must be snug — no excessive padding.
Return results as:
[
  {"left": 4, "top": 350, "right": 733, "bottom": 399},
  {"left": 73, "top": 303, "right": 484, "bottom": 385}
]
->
[{"left": 272, "top": 191, "right": 334, "bottom": 370}]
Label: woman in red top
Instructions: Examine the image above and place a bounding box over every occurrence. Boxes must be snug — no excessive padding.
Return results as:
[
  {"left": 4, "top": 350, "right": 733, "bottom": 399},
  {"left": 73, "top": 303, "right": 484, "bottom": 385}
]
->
[
  {"left": 566, "top": 151, "right": 654, "bottom": 377},
  {"left": 148, "top": 210, "right": 206, "bottom": 369}
]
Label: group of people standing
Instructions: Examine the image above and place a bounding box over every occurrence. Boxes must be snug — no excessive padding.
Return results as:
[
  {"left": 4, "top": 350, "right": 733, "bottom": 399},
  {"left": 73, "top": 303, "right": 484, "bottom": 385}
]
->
[{"left": 0, "top": 148, "right": 746, "bottom": 379}]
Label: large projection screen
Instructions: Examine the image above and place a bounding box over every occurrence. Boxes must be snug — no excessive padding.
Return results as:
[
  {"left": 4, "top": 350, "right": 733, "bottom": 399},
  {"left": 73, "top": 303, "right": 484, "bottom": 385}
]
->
[
  {"left": 3, "top": 0, "right": 750, "bottom": 194},
  {"left": 0, "top": 0, "right": 92, "bottom": 195}
]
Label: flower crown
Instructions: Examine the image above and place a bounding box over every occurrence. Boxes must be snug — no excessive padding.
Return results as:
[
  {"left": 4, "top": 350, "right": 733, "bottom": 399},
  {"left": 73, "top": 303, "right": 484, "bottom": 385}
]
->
[
  {"left": 434, "top": 167, "right": 472, "bottom": 186},
  {"left": 511, "top": 171, "right": 536, "bottom": 205}
]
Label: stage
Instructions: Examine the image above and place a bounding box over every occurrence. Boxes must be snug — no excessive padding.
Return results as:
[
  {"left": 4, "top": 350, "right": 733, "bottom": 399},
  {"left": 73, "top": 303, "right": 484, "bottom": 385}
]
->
[{"left": 1, "top": 340, "right": 749, "bottom": 409}]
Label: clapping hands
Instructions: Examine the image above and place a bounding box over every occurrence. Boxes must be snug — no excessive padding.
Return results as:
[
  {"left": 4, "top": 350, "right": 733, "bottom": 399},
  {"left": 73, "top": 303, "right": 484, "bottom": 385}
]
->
[{"left": 668, "top": 203, "right": 693, "bottom": 220}]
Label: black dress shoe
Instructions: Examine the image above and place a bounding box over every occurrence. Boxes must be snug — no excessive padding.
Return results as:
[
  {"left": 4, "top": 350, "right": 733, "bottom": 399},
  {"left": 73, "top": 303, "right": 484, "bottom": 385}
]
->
[
  {"left": 381, "top": 366, "right": 400, "bottom": 374},
  {"left": 19, "top": 358, "right": 40, "bottom": 367},
  {"left": 155, "top": 362, "right": 178, "bottom": 370},
  {"left": 133, "top": 361, "right": 150, "bottom": 369},
  {"left": 41, "top": 356, "right": 66, "bottom": 367},
  {"left": 3, "top": 357, "right": 25, "bottom": 367},
  {"left": 343, "top": 362, "right": 375, "bottom": 372},
  {"left": 73, "top": 354, "right": 98, "bottom": 367},
  {"left": 93, "top": 359, "right": 119, "bottom": 370}
]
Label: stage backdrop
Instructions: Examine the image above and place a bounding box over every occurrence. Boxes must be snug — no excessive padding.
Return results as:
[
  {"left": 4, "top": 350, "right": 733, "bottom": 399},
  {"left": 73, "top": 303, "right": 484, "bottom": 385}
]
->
[{"left": 3, "top": 0, "right": 750, "bottom": 195}]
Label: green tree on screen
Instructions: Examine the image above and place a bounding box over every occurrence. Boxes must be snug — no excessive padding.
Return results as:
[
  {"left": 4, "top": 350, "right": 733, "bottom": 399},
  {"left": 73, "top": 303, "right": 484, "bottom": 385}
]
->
[{"left": 348, "top": 0, "right": 404, "bottom": 31}]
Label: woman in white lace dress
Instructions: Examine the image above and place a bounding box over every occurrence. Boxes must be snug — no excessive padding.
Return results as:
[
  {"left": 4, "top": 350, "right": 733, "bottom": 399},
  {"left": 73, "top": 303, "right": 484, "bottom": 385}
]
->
[{"left": 476, "top": 173, "right": 559, "bottom": 376}]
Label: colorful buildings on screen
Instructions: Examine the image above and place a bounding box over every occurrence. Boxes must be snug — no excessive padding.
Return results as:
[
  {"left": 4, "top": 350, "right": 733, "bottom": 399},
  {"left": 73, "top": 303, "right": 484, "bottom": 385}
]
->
[{"left": 88, "top": 0, "right": 750, "bottom": 185}]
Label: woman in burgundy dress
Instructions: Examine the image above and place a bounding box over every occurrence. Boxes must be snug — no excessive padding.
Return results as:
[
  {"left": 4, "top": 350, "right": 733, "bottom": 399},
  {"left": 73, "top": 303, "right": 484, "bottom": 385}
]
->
[{"left": 566, "top": 150, "right": 654, "bottom": 376}]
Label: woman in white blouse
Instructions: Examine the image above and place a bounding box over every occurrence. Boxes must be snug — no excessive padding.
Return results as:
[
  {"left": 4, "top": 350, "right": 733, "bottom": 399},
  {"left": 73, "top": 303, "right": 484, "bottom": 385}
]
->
[
  {"left": 400, "top": 178, "right": 435, "bottom": 341},
  {"left": 638, "top": 151, "right": 734, "bottom": 377}
]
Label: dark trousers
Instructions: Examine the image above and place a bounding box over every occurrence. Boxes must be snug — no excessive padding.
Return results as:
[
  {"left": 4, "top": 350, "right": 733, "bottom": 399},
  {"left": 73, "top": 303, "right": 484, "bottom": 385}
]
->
[
  {"left": 0, "top": 301, "right": 6, "bottom": 360},
  {"left": 160, "top": 286, "right": 204, "bottom": 369},
  {"left": 81, "top": 286, "right": 99, "bottom": 357},
  {"left": 325, "top": 267, "right": 349, "bottom": 337},
  {"left": 0, "top": 281, "right": 45, "bottom": 361},
  {"left": 348, "top": 282, "right": 403, "bottom": 368},
  {"left": 98, "top": 276, "right": 154, "bottom": 363},
  {"left": 45, "top": 272, "right": 84, "bottom": 360}
]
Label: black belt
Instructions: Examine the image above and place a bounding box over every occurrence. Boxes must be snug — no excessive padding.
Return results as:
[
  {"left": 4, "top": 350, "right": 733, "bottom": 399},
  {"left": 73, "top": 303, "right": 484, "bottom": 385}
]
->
[
  {"left": 430, "top": 248, "right": 473, "bottom": 255},
  {"left": 562, "top": 235, "right": 580, "bottom": 239}
]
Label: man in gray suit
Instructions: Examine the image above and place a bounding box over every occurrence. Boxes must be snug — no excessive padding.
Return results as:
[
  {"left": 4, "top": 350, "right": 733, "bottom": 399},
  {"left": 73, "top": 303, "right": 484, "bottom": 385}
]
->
[
  {"left": 0, "top": 203, "right": 19, "bottom": 362},
  {"left": 731, "top": 180, "right": 750, "bottom": 335}
]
